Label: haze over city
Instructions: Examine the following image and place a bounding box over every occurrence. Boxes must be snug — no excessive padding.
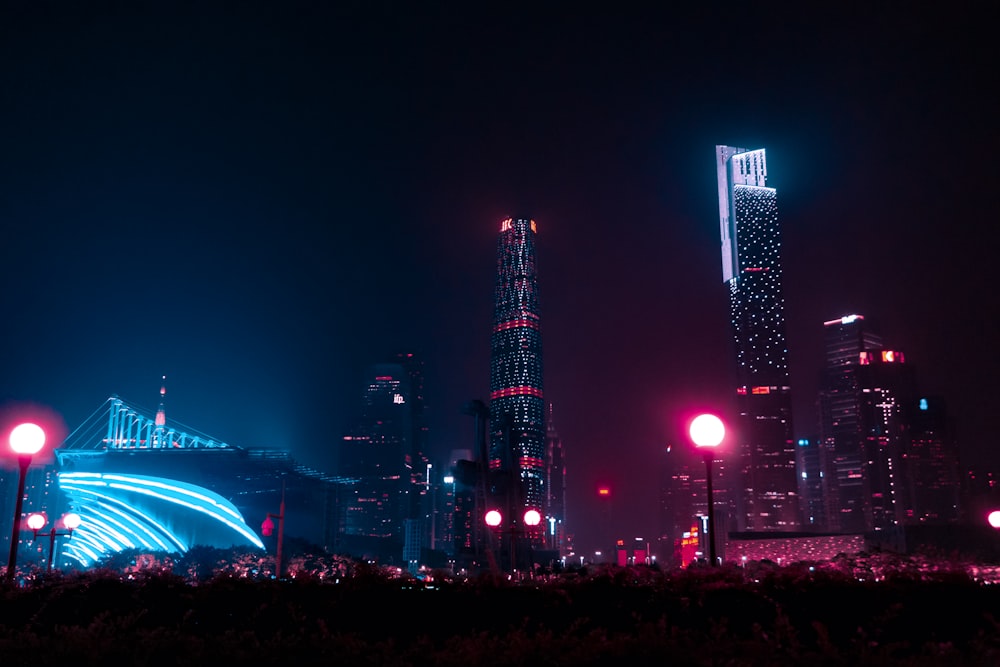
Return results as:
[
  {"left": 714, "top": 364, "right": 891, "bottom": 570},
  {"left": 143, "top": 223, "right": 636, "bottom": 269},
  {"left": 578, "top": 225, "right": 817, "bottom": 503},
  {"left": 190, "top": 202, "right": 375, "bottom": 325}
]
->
[{"left": 1, "top": 3, "right": 995, "bottom": 554}]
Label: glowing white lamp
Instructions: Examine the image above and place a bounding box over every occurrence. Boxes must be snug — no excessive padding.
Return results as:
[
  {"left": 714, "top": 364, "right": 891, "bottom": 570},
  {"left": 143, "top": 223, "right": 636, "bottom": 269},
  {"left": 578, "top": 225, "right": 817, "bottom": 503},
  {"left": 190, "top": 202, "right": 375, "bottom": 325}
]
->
[
  {"left": 9, "top": 422, "right": 45, "bottom": 455},
  {"left": 689, "top": 413, "right": 724, "bottom": 567},
  {"left": 484, "top": 509, "right": 503, "bottom": 527},
  {"left": 689, "top": 414, "right": 725, "bottom": 449}
]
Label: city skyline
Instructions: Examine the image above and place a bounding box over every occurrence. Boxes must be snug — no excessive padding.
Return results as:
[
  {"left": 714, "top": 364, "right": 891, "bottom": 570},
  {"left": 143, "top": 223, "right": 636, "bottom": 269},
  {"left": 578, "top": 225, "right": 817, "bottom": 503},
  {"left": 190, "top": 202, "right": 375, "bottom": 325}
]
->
[{"left": 1, "top": 4, "right": 995, "bottom": 555}]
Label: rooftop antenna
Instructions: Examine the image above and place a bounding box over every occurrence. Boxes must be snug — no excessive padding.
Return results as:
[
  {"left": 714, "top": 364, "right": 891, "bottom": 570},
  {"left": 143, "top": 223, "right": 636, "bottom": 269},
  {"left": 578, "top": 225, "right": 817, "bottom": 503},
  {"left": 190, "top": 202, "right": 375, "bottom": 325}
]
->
[{"left": 155, "top": 376, "right": 167, "bottom": 426}]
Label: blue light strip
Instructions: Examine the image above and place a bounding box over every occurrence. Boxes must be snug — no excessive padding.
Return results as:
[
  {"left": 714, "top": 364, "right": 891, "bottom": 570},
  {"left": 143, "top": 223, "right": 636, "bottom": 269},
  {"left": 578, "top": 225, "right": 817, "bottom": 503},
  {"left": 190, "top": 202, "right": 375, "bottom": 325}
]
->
[
  {"left": 59, "top": 471, "right": 264, "bottom": 565},
  {"left": 90, "top": 502, "right": 169, "bottom": 551},
  {"left": 60, "top": 482, "right": 189, "bottom": 551},
  {"left": 86, "top": 507, "right": 155, "bottom": 550},
  {"left": 105, "top": 481, "right": 264, "bottom": 548},
  {"left": 103, "top": 474, "right": 245, "bottom": 521}
]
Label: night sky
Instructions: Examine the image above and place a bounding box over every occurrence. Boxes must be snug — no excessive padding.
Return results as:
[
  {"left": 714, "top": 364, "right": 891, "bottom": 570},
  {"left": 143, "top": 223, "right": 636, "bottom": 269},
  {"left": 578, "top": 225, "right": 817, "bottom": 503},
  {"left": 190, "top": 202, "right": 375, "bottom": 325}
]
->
[{"left": 2, "top": 3, "right": 996, "bottom": 555}]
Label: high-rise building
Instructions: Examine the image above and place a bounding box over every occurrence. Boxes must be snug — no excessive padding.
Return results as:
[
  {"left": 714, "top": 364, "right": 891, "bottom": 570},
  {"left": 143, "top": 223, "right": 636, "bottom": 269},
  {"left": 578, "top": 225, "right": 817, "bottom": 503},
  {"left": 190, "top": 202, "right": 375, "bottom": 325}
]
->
[
  {"left": 544, "top": 404, "right": 567, "bottom": 553},
  {"left": 339, "top": 363, "right": 414, "bottom": 554},
  {"left": 716, "top": 145, "right": 800, "bottom": 531},
  {"left": 819, "top": 314, "right": 882, "bottom": 533},
  {"left": 390, "top": 352, "right": 430, "bottom": 521},
  {"left": 899, "top": 396, "right": 961, "bottom": 525},
  {"left": 489, "top": 217, "right": 546, "bottom": 536},
  {"left": 658, "top": 452, "right": 700, "bottom": 565},
  {"left": 818, "top": 314, "right": 917, "bottom": 533},
  {"left": 794, "top": 436, "right": 828, "bottom": 530}
]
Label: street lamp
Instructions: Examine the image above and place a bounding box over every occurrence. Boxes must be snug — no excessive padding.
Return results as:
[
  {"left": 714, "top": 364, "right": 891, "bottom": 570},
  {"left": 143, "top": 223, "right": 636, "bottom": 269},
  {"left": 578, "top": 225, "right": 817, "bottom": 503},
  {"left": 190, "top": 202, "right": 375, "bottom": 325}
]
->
[
  {"left": 484, "top": 508, "right": 543, "bottom": 575},
  {"left": 26, "top": 512, "right": 81, "bottom": 572},
  {"left": 261, "top": 478, "right": 286, "bottom": 578},
  {"left": 689, "top": 414, "right": 724, "bottom": 566},
  {"left": 6, "top": 423, "right": 46, "bottom": 584}
]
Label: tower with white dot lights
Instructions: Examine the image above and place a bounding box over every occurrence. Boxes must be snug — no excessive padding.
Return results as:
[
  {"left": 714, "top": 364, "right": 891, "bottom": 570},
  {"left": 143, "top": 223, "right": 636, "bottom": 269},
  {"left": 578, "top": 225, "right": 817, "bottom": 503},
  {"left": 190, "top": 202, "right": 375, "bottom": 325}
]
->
[
  {"left": 489, "top": 217, "right": 546, "bottom": 526},
  {"left": 716, "top": 146, "right": 800, "bottom": 531}
]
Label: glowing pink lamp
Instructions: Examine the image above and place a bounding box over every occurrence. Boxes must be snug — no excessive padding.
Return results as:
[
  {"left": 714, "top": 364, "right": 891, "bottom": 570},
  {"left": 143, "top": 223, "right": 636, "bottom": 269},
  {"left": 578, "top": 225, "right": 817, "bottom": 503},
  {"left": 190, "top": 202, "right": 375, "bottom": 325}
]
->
[
  {"left": 689, "top": 414, "right": 724, "bottom": 566},
  {"left": 25, "top": 511, "right": 81, "bottom": 572},
  {"left": 6, "top": 423, "right": 46, "bottom": 583}
]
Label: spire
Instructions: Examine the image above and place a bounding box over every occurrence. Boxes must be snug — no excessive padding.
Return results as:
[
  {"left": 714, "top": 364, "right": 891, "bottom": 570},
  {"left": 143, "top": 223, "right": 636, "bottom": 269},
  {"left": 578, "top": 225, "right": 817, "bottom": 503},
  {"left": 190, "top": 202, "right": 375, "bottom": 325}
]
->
[
  {"left": 547, "top": 402, "right": 557, "bottom": 435},
  {"left": 155, "top": 375, "right": 166, "bottom": 427}
]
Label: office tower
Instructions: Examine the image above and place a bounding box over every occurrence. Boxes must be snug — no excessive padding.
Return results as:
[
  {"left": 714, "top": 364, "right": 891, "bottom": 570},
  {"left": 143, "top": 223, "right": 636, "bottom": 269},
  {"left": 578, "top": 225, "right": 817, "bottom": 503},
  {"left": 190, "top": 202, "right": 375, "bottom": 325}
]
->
[
  {"left": 659, "top": 444, "right": 731, "bottom": 564},
  {"left": 340, "top": 363, "right": 414, "bottom": 548},
  {"left": 716, "top": 146, "right": 800, "bottom": 531},
  {"left": 819, "top": 314, "right": 882, "bottom": 532},
  {"left": 794, "top": 436, "right": 828, "bottom": 530},
  {"left": 434, "top": 465, "right": 458, "bottom": 557},
  {"left": 818, "top": 314, "right": 916, "bottom": 533},
  {"left": 545, "top": 405, "right": 567, "bottom": 553},
  {"left": 446, "top": 448, "right": 476, "bottom": 564},
  {"left": 899, "top": 396, "right": 960, "bottom": 525},
  {"left": 390, "top": 351, "right": 432, "bottom": 557},
  {"left": 658, "top": 452, "right": 699, "bottom": 565},
  {"left": 489, "top": 217, "right": 546, "bottom": 527}
]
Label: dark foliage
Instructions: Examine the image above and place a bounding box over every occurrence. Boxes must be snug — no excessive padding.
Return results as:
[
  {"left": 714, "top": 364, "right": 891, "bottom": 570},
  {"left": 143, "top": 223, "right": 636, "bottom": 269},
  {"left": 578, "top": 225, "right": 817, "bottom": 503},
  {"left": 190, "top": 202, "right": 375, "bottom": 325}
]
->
[{"left": 2, "top": 556, "right": 1000, "bottom": 666}]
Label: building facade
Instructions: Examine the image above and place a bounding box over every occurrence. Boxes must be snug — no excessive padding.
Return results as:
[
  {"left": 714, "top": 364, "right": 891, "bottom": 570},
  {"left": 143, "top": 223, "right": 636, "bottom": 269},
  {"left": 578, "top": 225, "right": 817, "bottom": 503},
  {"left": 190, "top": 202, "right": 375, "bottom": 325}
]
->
[
  {"left": 339, "top": 363, "right": 414, "bottom": 551},
  {"left": 818, "top": 315, "right": 958, "bottom": 533},
  {"left": 794, "top": 436, "right": 828, "bottom": 530},
  {"left": 819, "top": 314, "right": 887, "bottom": 533},
  {"left": 544, "top": 404, "right": 567, "bottom": 553},
  {"left": 898, "top": 396, "right": 961, "bottom": 525},
  {"left": 716, "top": 145, "right": 800, "bottom": 531},
  {"left": 489, "top": 216, "right": 547, "bottom": 549}
]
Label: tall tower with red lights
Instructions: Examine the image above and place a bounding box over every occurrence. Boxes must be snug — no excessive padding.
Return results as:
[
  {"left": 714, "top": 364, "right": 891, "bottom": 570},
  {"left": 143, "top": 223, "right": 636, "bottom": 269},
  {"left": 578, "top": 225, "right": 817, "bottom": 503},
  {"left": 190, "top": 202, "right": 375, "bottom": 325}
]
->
[{"left": 489, "top": 217, "right": 546, "bottom": 520}]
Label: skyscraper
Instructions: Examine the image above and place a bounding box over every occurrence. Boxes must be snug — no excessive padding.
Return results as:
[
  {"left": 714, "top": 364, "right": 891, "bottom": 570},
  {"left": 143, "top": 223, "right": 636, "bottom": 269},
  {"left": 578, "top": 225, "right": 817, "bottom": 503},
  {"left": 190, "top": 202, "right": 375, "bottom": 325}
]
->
[
  {"left": 489, "top": 217, "right": 546, "bottom": 525},
  {"left": 899, "top": 396, "right": 961, "bottom": 525},
  {"left": 339, "top": 363, "right": 415, "bottom": 554},
  {"left": 819, "top": 314, "right": 884, "bottom": 533},
  {"left": 819, "top": 314, "right": 928, "bottom": 533},
  {"left": 545, "top": 404, "right": 567, "bottom": 553},
  {"left": 716, "top": 145, "right": 800, "bottom": 531}
]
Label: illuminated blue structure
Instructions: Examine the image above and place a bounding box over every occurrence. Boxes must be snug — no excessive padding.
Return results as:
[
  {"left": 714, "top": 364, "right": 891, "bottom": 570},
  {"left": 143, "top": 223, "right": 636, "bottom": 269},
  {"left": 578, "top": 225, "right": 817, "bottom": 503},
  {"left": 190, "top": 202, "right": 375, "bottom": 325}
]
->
[
  {"left": 58, "top": 472, "right": 263, "bottom": 567},
  {"left": 48, "top": 395, "right": 342, "bottom": 569}
]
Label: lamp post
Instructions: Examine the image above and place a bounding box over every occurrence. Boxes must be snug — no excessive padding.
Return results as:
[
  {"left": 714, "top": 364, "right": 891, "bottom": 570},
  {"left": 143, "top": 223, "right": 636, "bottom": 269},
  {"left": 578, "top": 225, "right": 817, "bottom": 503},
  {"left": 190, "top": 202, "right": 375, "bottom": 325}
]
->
[
  {"left": 6, "top": 423, "right": 46, "bottom": 584},
  {"left": 26, "top": 512, "right": 81, "bottom": 572},
  {"left": 485, "top": 507, "right": 542, "bottom": 576},
  {"left": 689, "top": 414, "right": 724, "bottom": 566},
  {"left": 261, "top": 478, "right": 286, "bottom": 578}
]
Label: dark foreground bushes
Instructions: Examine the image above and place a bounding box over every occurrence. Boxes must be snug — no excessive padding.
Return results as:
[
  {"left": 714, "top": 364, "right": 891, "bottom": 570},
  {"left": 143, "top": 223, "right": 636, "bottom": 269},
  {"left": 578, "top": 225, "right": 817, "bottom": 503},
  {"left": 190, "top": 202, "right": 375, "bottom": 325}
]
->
[{"left": 2, "top": 562, "right": 999, "bottom": 666}]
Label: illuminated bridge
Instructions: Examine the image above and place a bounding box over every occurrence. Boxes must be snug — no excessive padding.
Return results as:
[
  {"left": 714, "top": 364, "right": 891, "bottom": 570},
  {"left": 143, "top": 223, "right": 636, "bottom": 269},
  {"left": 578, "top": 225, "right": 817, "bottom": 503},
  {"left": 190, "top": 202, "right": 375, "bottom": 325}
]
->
[{"left": 52, "top": 396, "right": 343, "bottom": 569}]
